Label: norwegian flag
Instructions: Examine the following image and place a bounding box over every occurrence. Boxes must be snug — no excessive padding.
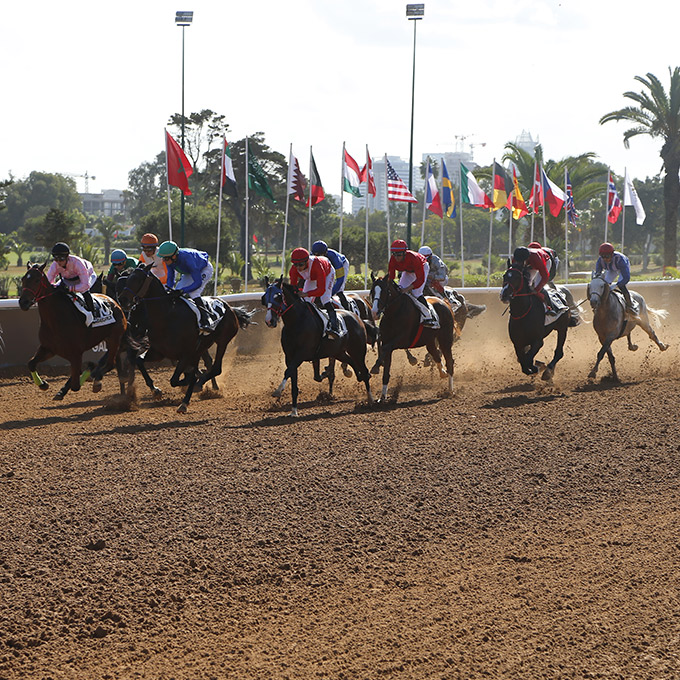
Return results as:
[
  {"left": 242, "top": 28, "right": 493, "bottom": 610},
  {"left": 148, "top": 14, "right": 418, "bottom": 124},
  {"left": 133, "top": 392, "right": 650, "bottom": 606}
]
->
[
  {"left": 385, "top": 158, "right": 417, "bottom": 203},
  {"left": 607, "top": 171, "right": 622, "bottom": 224},
  {"left": 565, "top": 172, "right": 578, "bottom": 226}
]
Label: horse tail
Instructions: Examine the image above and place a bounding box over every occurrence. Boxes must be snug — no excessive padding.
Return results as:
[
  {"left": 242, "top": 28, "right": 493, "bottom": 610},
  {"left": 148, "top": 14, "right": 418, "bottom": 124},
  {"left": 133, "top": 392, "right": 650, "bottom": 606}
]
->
[
  {"left": 647, "top": 306, "right": 669, "bottom": 328},
  {"left": 232, "top": 306, "right": 256, "bottom": 329},
  {"left": 466, "top": 303, "right": 486, "bottom": 319}
]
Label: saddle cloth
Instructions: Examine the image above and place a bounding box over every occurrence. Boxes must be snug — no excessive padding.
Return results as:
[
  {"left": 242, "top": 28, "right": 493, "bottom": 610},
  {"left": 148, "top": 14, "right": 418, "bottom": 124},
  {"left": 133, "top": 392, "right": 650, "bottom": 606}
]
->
[
  {"left": 542, "top": 288, "right": 569, "bottom": 326},
  {"left": 610, "top": 289, "right": 640, "bottom": 315},
  {"left": 181, "top": 296, "right": 228, "bottom": 333},
  {"left": 410, "top": 295, "right": 440, "bottom": 330},
  {"left": 307, "top": 303, "right": 348, "bottom": 338},
  {"left": 332, "top": 295, "right": 360, "bottom": 317},
  {"left": 72, "top": 294, "right": 116, "bottom": 328}
]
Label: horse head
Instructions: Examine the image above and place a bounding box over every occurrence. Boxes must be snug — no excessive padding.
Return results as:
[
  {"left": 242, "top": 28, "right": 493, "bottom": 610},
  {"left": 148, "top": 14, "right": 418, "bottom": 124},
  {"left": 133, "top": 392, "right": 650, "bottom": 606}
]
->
[
  {"left": 117, "top": 262, "right": 158, "bottom": 310},
  {"left": 19, "top": 262, "right": 49, "bottom": 311},
  {"left": 588, "top": 272, "right": 609, "bottom": 312},
  {"left": 499, "top": 265, "right": 528, "bottom": 304},
  {"left": 369, "top": 275, "right": 399, "bottom": 317},
  {"left": 261, "top": 276, "right": 286, "bottom": 328}
]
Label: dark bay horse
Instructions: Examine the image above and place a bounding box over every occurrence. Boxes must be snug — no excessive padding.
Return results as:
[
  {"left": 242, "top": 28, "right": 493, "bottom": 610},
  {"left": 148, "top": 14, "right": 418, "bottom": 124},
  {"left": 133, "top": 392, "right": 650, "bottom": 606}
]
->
[
  {"left": 19, "top": 262, "right": 128, "bottom": 400},
  {"left": 499, "top": 264, "right": 579, "bottom": 380},
  {"left": 261, "top": 277, "right": 374, "bottom": 417},
  {"left": 370, "top": 276, "right": 455, "bottom": 401},
  {"left": 117, "top": 263, "right": 254, "bottom": 413},
  {"left": 587, "top": 273, "right": 668, "bottom": 381}
]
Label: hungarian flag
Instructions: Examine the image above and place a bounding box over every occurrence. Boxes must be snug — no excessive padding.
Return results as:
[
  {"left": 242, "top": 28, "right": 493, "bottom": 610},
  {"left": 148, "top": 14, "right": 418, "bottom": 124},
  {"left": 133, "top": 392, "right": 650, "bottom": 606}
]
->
[
  {"left": 441, "top": 159, "right": 456, "bottom": 218},
  {"left": 492, "top": 161, "right": 512, "bottom": 211},
  {"left": 607, "top": 171, "right": 623, "bottom": 224},
  {"left": 248, "top": 140, "right": 276, "bottom": 202},
  {"left": 287, "top": 150, "right": 307, "bottom": 202},
  {"left": 460, "top": 163, "right": 492, "bottom": 208},
  {"left": 221, "top": 138, "right": 237, "bottom": 196},
  {"left": 165, "top": 130, "right": 193, "bottom": 196},
  {"left": 425, "top": 160, "right": 443, "bottom": 217},
  {"left": 343, "top": 149, "right": 362, "bottom": 197},
  {"left": 360, "top": 149, "right": 377, "bottom": 197},
  {"left": 508, "top": 167, "right": 528, "bottom": 220},
  {"left": 306, "top": 151, "right": 325, "bottom": 207}
]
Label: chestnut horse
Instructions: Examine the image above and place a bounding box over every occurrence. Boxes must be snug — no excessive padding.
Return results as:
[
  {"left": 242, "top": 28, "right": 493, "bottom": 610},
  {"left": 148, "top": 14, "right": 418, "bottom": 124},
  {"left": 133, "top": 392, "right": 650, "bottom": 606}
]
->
[{"left": 19, "top": 262, "right": 128, "bottom": 400}]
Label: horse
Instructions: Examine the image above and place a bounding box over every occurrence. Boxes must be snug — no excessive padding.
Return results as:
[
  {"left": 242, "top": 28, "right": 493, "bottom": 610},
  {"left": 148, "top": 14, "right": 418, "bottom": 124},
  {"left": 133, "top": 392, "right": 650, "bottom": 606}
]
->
[
  {"left": 261, "top": 277, "right": 374, "bottom": 417},
  {"left": 587, "top": 273, "right": 668, "bottom": 381},
  {"left": 369, "top": 276, "right": 455, "bottom": 401},
  {"left": 439, "top": 287, "right": 487, "bottom": 336},
  {"left": 18, "top": 262, "right": 128, "bottom": 400},
  {"left": 499, "top": 264, "right": 579, "bottom": 380},
  {"left": 117, "top": 263, "right": 254, "bottom": 413}
]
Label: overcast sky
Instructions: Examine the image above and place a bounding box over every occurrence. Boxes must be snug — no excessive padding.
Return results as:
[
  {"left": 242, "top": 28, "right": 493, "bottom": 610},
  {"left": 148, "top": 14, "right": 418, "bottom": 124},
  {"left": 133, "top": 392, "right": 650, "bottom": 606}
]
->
[{"left": 2, "top": 0, "right": 676, "bottom": 196}]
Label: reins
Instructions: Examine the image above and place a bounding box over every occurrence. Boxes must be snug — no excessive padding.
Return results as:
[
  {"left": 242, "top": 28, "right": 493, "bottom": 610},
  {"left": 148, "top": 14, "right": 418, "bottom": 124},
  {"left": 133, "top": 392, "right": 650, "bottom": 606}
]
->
[{"left": 22, "top": 271, "right": 56, "bottom": 302}]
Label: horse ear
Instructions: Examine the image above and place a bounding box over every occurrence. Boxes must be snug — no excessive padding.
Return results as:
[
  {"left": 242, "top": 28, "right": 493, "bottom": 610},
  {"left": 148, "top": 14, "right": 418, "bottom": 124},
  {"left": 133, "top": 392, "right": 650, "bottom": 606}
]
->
[
  {"left": 144, "top": 262, "right": 154, "bottom": 272},
  {"left": 371, "top": 272, "right": 376, "bottom": 283},
  {"left": 506, "top": 257, "right": 511, "bottom": 268},
  {"left": 39, "top": 262, "right": 47, "bottom": 272},
  {"left": 277, "top": 275, "right": 283, "bottom": 286},
  {"left": 264, "top": 275, "right": 269, "bottom": 287}
]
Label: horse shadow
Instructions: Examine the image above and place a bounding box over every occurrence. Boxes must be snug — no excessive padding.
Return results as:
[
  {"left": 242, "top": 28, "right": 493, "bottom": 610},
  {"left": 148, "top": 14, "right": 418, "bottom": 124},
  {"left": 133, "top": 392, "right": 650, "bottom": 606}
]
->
[{"left": 482, "top": 392, "right": 567, "bottom": 409}]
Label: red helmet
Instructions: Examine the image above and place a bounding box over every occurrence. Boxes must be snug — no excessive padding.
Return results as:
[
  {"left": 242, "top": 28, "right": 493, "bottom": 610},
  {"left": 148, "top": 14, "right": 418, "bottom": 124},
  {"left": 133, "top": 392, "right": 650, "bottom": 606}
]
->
[
  {"left": 598, "top": 242, "right": 615, "bottom": 256},
  {"left": 141, "top": 233, "right": 159, "bottom": 246},
  {"left": 291, "top": 247, "right": 309, "bottom": 264},
  {"left": 390, "top": 239, "right": 408, "bottom": 252},
  {"left": 528, "top": 241, "right": 542, "bottom": 249}
]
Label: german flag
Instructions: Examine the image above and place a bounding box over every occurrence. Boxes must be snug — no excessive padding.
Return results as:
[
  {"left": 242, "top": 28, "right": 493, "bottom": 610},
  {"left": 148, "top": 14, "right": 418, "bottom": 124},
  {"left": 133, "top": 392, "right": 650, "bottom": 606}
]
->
[{"left": 493, "top": 161, "right": 513, "bottom": 211}]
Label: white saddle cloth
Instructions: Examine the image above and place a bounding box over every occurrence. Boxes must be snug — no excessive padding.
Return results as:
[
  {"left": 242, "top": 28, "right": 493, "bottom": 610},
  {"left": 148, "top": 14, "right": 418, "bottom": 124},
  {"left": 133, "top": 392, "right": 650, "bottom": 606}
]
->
[
  {"left": 72, "top": 295, "right": 116, "bottom": 328},
  {"left": 181, "top": 296, "right": 228, "bottom": 332}
]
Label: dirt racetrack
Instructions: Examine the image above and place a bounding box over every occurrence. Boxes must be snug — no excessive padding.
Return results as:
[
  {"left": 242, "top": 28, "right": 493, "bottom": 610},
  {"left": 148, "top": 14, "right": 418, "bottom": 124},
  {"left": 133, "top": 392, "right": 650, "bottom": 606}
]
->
[{"left": 2, "top": 287, "right": 680, "bottom": 679}]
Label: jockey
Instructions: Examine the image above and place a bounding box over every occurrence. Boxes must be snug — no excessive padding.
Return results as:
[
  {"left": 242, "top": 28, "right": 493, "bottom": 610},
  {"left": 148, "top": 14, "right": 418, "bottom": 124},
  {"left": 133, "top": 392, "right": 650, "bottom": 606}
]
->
[
  {"left": 388, "top": 239, "right": 436, "bottom": 326},
  {"left": 106, "top": 249, "right": 139, "bottom": 283},
  {"left": 157, "top": 240, "right": 214, "bottom": 328},
  {"left": 138, "top": 232, "right": 168, "bottom": 285},
  {"left": 595, "top": 242, "right": 638, "bottom": 317},
  {"left": 46, "top": 242, "right": 97, "bottom": 313},
  {"left": 288, "top": 246, "right": 339, "bottom": 338},
  {"left": 311, "top": 240, "right": 351, "bottom": 310},
  {"left": 512, "top": 245, "right": 557, "bottom": 314},
  {"left": 418, "top": 245, "right": 448, "bottom": 296},
  {"left": 528, "top": 241, "right": 559, "bottom": 286}
]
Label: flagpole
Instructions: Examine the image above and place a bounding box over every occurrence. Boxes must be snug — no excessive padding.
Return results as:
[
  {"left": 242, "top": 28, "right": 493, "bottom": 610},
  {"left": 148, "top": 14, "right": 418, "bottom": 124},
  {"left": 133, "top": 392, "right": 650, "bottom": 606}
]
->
[
  {"left": 282, "top": 143, "right": 293, "bottom": 277},
  {"left": 604, "top": 168, "right": 609, "bottom": 243},
  {"left": 459, "top": 174, "right": 465, "bottom": 288},
  {"left": 564, "top": 167, "right": 569, "bottom": 283},
  {"left": 486, "top": 158, "right": 494, "bottom": 287},
  {"left": 308, "top": 146, "right": 313, "bottom": 251},
  {"left": 621, "top": 167, "right": 627, "bottom": 251},
  {"left": 215, "top": 136, "right": 225, "bottom": 295},
  {"left": 165, "top": 129, "right": 173, "bottom": 242},
  {"left": 541, "top": 163, "right": 547, "bottom": 246},
  {"left": 245, "top": 137, "right": 250, "bottom": 293},
  {"left": 340, "top": 142, "right": 345, "bottom": 253},
  {"left": 530, "top": 159, "right": 537, "bottom": 242},
  {"left": 421, "top": 158, "right": 428, "bottom": 247},
  {"left": 439, "top": 160, "right": 444, "bottom": 256},
  {"left": 508, "top": 203, "right": 512, "bottom": 260},
  {"left": 384, "top": 153, "right": 391, "bottom": 266}
]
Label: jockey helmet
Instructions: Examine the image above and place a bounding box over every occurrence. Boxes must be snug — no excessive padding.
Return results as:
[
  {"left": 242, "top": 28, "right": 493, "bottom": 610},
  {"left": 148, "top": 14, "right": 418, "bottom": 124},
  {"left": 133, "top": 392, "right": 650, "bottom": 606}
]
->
[
  {"left": 513, "top": 246, "right": 530, "bottom": 263},
  {"left": 157, "top": 241, "right": 179, "bottom": 258},
  {"left": 110, "top": 249, "right": 127, "bottom": 264},
  {"left": 311, "top": 240, "right": 328, "bottom": 256},
  {"left": 390, "top": 239, "right": 408, "bottom": 253},
  {"left": 291, "top": 247, "right": 310, "bottom": 264},
  {"left": 418, "top": 246, "right": 432, "bottom": 257},
  {"left": 598, "top": 242, "right": 615, "bottom": 257},
  {"left": 528, "top": 241, "right": 542, "bottom": 249},
  {"left": 51, "top": 242, "right": 70, "bottom": 257},
  {"left": 141, "top": 233, "right": 159, "bottom": 246}
]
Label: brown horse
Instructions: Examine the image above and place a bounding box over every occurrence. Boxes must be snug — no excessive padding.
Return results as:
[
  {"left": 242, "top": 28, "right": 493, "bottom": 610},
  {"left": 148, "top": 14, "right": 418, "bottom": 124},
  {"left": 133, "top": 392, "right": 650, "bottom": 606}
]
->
[
  {"left": 19, "top": 262, "right": 128, "bottom": 400},
  {"left": 369, "top": 276, "right": 455, "bottom": 401}
]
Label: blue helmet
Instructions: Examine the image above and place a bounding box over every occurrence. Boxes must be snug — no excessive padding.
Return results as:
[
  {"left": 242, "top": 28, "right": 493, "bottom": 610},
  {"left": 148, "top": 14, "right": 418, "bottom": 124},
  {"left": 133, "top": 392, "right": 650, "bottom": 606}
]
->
[
  {"left": 311, "top": 240, "right": 328, "bottom": 256},
  {"left": 110, "top": 249, "right": 127, "bottom": 264}
]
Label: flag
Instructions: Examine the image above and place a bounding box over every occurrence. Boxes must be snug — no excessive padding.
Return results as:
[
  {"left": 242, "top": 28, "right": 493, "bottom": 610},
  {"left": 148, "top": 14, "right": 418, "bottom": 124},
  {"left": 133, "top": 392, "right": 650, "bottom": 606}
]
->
[
  {"left": 306, "top": 152, "right": 325, "bottom": 207},
  {"left": 360, "top": 151, "right": 377, "bottom": 197},
  {"left": 248, "top": 141, "right": 276, "bottom": 202},
  {"left": 425, "top": 160, "right": 442, "bottom": 217},
  {"left": 221, "top": 138, "right": 237, "bottom": 196},
  {"left": 343, "top": 149, "right": 362, "bottom": 197},
  {"left": 528, "top": 161, "right": 542, "bottom": 213},
  {"left": 508, "top": 166, "right": 528, "bottom": 220},
  {"left": 287, "top": 150, "right": 306, "bottom": 202},
  {"left": 492, "top": 161, "right": 512, "bottom": 211},
  {"left": 623, "top": 169, "right": 646, "bottom": 225},
  {"left": 541, "top": 167, "right": 566, "bottom": 217},
  {"left": 385, "top": 158, "right": 417, "bottom": 203},
  {"left": 165, "top": 130, "right": 193, "bottom": 196},
  {"left": 441, "top": 159, "right": 456, "bottom": 218},
  {"left": 607, "top": 171, "right": 622, "bottom": 224},
  {"left": 565, "top": 171, "right": 578, "bottom": 226},
  {"left": 460, "top": 163, "right": 493, "bottom": 208}
]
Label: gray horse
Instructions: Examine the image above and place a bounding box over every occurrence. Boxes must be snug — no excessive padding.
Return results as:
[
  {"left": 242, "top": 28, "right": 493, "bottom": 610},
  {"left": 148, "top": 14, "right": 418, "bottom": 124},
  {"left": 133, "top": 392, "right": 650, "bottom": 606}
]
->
[{"left": 587, "top": 273, "right": 668, "bottom": 381}]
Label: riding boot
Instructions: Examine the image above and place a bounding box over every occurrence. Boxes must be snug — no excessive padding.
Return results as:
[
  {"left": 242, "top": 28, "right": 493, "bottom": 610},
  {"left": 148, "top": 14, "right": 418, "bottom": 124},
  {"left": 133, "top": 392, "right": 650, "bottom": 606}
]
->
[
  {"left": 324, "top": 302, "right": 340, "bottom": 337},
  {"left": 194, "top": 297, "right": 211, "bottom": 330},
  {"left": 417, "top": 295, "right": 437, "bottom": 326},
  {"left": 543, "top": 292, "right": 557, "bottom": 315},
  {"left": 619, "top": 285, "right": 639, "bottom": 318},
  {"left": 83, "top": 291, "right": 96, "bottom": 315},
  {"left": 337, "top": 290, "right": 350, "bottom": 311}
]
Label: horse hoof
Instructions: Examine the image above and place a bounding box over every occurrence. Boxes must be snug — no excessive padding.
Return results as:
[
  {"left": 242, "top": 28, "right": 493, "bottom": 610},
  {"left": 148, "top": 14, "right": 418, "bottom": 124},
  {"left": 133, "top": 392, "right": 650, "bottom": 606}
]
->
[
  {"left": 407, "top": 355, "right": 418, "bottom": 366},
  {"left": 177, "top": 403, "right": 188, "bottom": 414},
  {"left": 53, "top": 393, "right": 65, "bottom": 401},
  {"left": 152, "top": 388, "right": 163, "bottom": 400},
  {"left": 370, "top": 365, "right": 380, "bottom": 375},
  {"left": 290, "top": 408, "right": 299, "bottom": 418},
  {"left": 92, "top": 381, "right": 102, "bottom": 393},
  {"left": 629, "top": 345, "right": 638, "bottom": 352},
  {"left": 541, "top": 369, "right": 553, "bottom": 382},
  {"left": 660, "top": 344, "right": 668, "bottom": 352},
  {"left": 39, "top": 382, "right": 49, "bottom": 391},
  {"left": 343, "top": 367, "right": 352, "bottom": 378}
]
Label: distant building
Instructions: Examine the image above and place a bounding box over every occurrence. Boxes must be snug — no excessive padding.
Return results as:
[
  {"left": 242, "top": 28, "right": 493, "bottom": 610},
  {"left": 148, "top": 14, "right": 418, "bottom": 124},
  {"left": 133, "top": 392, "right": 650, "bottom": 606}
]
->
[
  {"left": 421, "top": 151, "right": 479, "bottom": 187},
  {"left": 80, "top": 189, "right": 128, "bottom": 218},
  {"left": 514, "top": 130, "right": 539, "bottom": 156}
]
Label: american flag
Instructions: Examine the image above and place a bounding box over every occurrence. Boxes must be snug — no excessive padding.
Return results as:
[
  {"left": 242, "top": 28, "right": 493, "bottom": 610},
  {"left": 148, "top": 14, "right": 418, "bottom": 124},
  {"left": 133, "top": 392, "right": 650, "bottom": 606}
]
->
[
  {"left": 565, "top": 171, "right": 578, "bottom": 226},
  {"left": 386, "top": 159, "right": 417, "bottom": 203}
]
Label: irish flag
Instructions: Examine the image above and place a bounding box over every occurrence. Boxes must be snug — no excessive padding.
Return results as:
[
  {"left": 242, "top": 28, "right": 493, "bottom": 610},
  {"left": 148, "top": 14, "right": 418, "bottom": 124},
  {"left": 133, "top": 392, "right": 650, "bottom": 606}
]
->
[
  {"left": 460, "top": 163, "right": 492, "bottom": 209},
  {"left": 343, "top": 149, "right": 362, "bottom": 197}
]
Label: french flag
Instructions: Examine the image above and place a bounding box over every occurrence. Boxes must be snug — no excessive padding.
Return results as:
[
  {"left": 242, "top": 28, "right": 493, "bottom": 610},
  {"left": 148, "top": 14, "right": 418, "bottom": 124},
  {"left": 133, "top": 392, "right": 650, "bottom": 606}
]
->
[
  {"left": 541, "top": 167, "right": 566, "bottom": 217},
  {"left": 426, "top": 161, "right": 443, "bottom": 217}
]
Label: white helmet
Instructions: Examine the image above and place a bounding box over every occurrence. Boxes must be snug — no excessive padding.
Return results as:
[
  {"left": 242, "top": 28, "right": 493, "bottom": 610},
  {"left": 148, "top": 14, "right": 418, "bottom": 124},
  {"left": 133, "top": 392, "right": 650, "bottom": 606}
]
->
[{"left": 418, "top": 246, "right": 432, "bottom": 257}]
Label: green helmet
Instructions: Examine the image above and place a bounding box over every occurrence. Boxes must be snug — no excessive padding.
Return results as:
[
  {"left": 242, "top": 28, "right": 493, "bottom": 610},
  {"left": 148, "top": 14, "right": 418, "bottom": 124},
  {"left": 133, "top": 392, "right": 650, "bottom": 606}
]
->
[{"left": 157, "top": 240, "right": 179, "bottom": 258}]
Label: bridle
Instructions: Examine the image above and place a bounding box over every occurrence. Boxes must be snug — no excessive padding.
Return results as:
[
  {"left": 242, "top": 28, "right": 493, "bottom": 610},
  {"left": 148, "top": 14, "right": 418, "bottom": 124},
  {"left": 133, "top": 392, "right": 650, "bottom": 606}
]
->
[
  {"left": 263, "top": 283, "right": 294, "bottom": 318},
  {"left": 502, "top": 266, "right": 538, "bottom": 320},
  {"left": 21, "top": 268, "right": 55, "bottom": 303},
  {"left": 119, "top": 268, "right": 163, "bottom": 305}
]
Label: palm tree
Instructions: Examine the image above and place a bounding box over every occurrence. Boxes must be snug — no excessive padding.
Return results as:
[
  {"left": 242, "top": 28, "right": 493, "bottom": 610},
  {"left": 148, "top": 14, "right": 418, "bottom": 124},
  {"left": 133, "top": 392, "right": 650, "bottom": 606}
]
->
[{"left": 600, "top": 67, "right": 680, "bottom": 268}]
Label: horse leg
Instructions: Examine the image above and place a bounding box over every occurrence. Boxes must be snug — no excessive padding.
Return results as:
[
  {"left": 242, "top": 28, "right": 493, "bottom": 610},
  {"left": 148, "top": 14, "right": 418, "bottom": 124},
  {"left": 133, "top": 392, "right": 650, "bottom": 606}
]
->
[
  {"left": 606, "top": 346, "right": 619, "bottom": 382},
  {"left": 312, "top": 358, "right": 324, "bottom": 382},
  {"left": 134, "top": 350, "right": 163, "bottom": 399},
  {"left": 405, "top": 349, "right": 418, "bottom": 365},
  {"left": 177, "top": 370, "right": 198, "bottom": 414},
  {"left": 589, "top": 336, "right": 617, "bottom": 380},
  {"left": 338, "top": 350, "right": 374, "bottom": 405},
  {"left": 635, "top": 315, "right": 668, "bottom": 351},
  {"left": 200, "top": 351, "right": 220, "bottom": 389},
  {"left": 283, "top": 361, "right": 302, "bottom": 417},
  {"left": 273, "top": 377, "right": 288, "bottom": 398},
  {"left": 379, "top": 347, "right": 394, "bottom": 401},
  {"left": 542, "top": 325, "right": 567, "bottom": 381},
  {"left": 326, "top": 358, "right": 336, "bottom": 396},
  {"left": 28, "top": 345, "right": 54, "bottom": 392}
]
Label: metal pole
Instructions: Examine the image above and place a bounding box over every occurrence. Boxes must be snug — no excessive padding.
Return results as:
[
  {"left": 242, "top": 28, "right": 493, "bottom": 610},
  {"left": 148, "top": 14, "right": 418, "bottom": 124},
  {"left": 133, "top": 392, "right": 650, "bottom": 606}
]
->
[
  {"left": 406, "top": 18, "right": 418, "bottom": 248},
  {"left": 180, "top": 24, "right": 186, "bottom": 247}
]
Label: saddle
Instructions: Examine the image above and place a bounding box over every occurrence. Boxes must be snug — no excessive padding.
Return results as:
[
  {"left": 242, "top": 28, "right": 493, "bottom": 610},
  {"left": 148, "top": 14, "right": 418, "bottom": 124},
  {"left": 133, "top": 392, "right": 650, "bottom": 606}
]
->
[
  {"left": 307, "top": 302, "right": 348, "bottom": 338},
  {"left": 181, "top": 296, "right": 228, "bottom": 334},
  {"left": 610, "top": 288, "right": 640, "bottom": 316},
  {"left": 70, "top": 293, "right": 116, "bottom": 328},
  {"left": 541, "top": 289, "right": 569, "bottom": 326},
  {"left": 408, "top": 294, "right": 440, "bottom": 329},
  {"left": 332, "top": 295, "right": 360, "bottom": 317}
]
